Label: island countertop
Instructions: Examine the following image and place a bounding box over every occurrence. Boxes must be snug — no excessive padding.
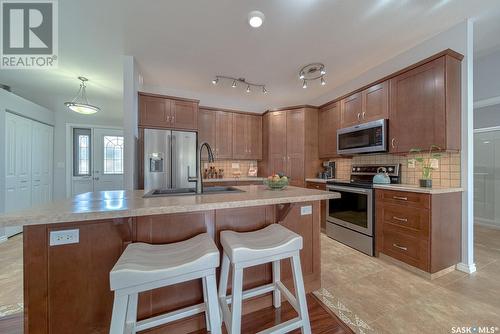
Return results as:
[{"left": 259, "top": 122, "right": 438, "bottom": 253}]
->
[{"left": 0, "top": 185, "right": 338, "bottom": 227}]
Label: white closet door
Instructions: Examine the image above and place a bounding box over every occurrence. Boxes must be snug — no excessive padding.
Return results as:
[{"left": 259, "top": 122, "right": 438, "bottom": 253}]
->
[
  {"left": 32, "top": 122, "right": 53, "bottom": 206},
  {"left": 5, "top": 113, "right": 18, "bottom": 212}
]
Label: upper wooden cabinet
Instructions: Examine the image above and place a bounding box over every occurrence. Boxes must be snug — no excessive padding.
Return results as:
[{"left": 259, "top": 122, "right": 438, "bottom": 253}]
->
[
  {"left": 139, "top": 95, "right": 171, "bottom": 128},
  {"left": 139, "top": 93, "right": 198, "bottom": 130},
  {"left": 233, "top": 114, "right": 262, "bottom": 160},
  {"left": 340, "top": 92, "right": 362, "bottom": 128},
  {"left": 389, "top": 55, "right": 461, "bottom": 153},
  {"left": 198, "top": 108, "right": 216, "bottom": 160},
  {"left": 261, "top": 108, "right": 320, "bottom": 187},
  {"left": 215, "top": 111, "right": 233, "bottom": 159},
  {"left": 340, "top": 81, "right": 389, "bottom": 128},
  {"left": 318, "top": 102, "right": 340, "bottom": 158}
]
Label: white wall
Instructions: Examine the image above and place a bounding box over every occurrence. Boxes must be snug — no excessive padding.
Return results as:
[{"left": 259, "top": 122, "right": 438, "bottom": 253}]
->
[
  {"left": 0, "top": 88, "right": 55, "bottom": 239},
  {"left": 123, "top": 56, "right": 141, "bottom": 190},
  {"left": 311, "top": 21, "right": 475, "bottom": 272},
  {"left": 474, "top": 105, "right": 500, "bottom": 129},
  {"left": 474, "top": 48, "right": 500, "bottom": 102}
]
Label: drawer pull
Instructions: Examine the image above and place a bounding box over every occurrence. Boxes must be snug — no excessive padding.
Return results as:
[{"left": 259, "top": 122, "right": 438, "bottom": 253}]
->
[
  {"left": 392, "top": 216, "right": 408, "bottom": 223},
  {"left": 392, "top": 243, "right": 408, "bottom": 251},
  {"left": 393, "top": 196, "right": 408, "bottom": 201}
]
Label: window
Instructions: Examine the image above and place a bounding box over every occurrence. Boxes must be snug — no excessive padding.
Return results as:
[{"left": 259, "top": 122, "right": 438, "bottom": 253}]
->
[
  {"left": 73, "top": 128, "right": 91, "bottom": 176},
  {"left": 103, "top": 136, "right": 124, "bottom": 174}
]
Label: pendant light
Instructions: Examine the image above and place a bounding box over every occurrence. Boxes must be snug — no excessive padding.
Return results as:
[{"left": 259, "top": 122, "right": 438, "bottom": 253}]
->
[{"left": 64, "top": 76, "right": 101, "bottom": 114}]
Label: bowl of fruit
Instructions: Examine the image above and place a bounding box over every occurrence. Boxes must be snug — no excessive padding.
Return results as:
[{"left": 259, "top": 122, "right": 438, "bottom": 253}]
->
[{"left": 264, "top": 173, "right": 289, "bottom": 190}]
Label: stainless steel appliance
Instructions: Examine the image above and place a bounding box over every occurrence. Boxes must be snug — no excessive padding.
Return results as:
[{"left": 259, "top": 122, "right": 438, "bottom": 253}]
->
[
  {"left": 337, "top": 119, "right": 387, "bottom": 154},
  {"left": 318, "top": 161, "right": 336, "bottom": 179},
  {"left": 326, "top": 164, "right": 400, "bottom": 256},
  {"left": 144, "top": 129, "right": 197, "bottom": 192}
]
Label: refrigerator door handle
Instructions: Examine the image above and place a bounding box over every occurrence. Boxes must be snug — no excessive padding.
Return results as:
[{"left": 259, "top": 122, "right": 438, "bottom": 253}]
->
[
  {"left": 171, "top": 134, "right": 176, "bottom": 188},
  {"left": 187, "top": 165, "right": 197, "bottom": 182}
]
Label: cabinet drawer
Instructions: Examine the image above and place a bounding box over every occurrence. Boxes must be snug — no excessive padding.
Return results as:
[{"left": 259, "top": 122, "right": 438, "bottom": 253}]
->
[
  {"left": 381, "top": 204, "right": 430, "bottom": 236},
  {"left": 306, "top": 182, "right": 326, "bottom": 191},
  {"left": 377, "top": 189, "right": 430, "bottom": 209},
  {"left": 381, "top": 228, "right": 429, "bottom": 271}
]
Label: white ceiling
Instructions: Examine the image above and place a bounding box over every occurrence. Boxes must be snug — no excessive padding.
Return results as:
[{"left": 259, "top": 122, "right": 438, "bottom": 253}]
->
[{"left": 1, "top": 0, "right": 500, "bottom": 116}]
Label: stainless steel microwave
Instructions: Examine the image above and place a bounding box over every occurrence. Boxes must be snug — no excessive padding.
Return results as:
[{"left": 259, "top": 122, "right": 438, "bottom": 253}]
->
[{"left": 337, "top": 119, "right": 387, "bottom": 154}]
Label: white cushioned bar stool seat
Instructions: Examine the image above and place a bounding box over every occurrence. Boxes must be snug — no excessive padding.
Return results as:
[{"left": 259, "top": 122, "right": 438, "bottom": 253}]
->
[
  {"left": 219, "top": 224, "right": 311, "bottom": 334},
  {"left": 109, "top": 233, "right": 222, "bottom": 334}
]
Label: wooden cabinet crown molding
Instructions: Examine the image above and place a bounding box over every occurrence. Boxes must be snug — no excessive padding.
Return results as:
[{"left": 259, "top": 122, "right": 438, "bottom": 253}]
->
[{"left": 139, "top": 91, "right": 199, "bottom": 103}]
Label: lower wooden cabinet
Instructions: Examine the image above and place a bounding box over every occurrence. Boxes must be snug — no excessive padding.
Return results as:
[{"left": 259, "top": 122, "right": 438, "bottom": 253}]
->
[
  {"left": 375, "top": 189, "right": 461, "bottom": 273},
  {"left": 306, "top": 181, "right": 327, "bottom": 232}
]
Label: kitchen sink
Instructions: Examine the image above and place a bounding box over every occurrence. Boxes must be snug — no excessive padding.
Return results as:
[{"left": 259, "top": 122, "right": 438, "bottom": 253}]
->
[{"left": 143, "top": 186, "right": 243, "bottom": 198}]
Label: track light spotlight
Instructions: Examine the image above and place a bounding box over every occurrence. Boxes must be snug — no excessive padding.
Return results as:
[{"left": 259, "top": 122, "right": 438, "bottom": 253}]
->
[
  {"left": 263, "top": 86, "right": 268, "bottom": 94},
  {"left": 321, "top": 76, "right": 326, "bottom": 86},
  {"left": 246, "top": 85, "right": 251, "bottom": 93},
  {"left": 302, "top": 80, "right": 307, "bottom": 89},
  {"left": 232, "top": 80, "right": 237, "bottom": 88},
  {"left": 212, "top": 77, "right": 218, "bottom": 85}
]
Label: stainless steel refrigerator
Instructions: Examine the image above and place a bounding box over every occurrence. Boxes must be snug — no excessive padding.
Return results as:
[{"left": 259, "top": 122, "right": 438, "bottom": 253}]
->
[{"left": 144, "top": 129, "right": 197, "bottom": 192}]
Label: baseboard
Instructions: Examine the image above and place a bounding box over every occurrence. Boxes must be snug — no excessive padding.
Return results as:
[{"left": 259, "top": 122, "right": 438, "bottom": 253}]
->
[{"left": 456, "top": 262, "right": 477, "bottom": 274}]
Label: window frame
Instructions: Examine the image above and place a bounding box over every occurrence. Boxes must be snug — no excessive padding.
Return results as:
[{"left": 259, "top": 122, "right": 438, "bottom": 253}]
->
[{"left": 103, "top": 135, "right": 124, "bottom": 175}]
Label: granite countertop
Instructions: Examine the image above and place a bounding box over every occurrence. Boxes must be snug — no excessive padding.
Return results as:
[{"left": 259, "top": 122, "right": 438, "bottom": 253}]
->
[
  {"left": 0, "top": 185, "right": 339, "bottom": 227},
  {"left": 203, "top": 177, "right": 264, "bottom": 183},
  {"left": 373, "top": 183, "right": 464, "bottom": 194}
]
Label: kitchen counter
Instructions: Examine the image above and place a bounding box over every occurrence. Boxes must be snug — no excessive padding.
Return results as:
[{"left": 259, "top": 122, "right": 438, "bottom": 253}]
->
[
  {"left": 0, "top": 185, "right": 338, "bottom": 227},
  {"left": 373, "top": 183, "right": 464, "bottom": 194},
  {"left": 203, "top": 176, "right": 264, "bottom": 183},
  {"left": 19, "top": 185, "right": 336, "bottom": 333},
  {"left": 305, "top": 178, "right": 330, "bottom": 183}
]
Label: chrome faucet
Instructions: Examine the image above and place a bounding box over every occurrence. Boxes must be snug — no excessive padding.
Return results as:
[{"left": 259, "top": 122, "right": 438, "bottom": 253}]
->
[{"left": 197, "top": 142, "right": 215, "bottom": 194}]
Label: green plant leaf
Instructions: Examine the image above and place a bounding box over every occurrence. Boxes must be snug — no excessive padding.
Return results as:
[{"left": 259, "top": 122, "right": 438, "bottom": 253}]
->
[
  {"left": 430, "top": 144, "right": 441, "bottom": 151},
  {"left": 431, "top": 153, "right": 442, "bottom": 159},
  {"left": 409, "top": 148, "right": 422, "bottom": 153},
  {"left": 415, "top": 157, "right": 424, "bottom": 163}
]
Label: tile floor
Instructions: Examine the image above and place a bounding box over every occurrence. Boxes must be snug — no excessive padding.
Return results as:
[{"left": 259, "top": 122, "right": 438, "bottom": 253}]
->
[
  {"left": 316, "top": 224, "right": 500, "bottom": 334},
  {"left": 1, "top": 225, "right": 500, "bottom": 334}
]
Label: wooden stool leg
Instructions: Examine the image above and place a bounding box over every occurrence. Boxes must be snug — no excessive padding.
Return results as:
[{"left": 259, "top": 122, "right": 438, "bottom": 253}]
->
[
  {"left": 291, "top": 255, "right": 311, "bottom": 334},
  {"left": 272, "top": 260, "right": 281, "bottom": 308},
  {"left": 205, "top": 273, "right": 222, "bottom": 334},
  {"left": 218, "top": 252, "right": 230, "bottom": 323},
  {"left": 125, "top": 293, "right": 138, "bottom": 334},
  {"left": 202, "top": 277, "right": 211, "bottom": 331},
  {"left": 230, "top": 266, "right": 244, "bottom": 334},
  {"left": 109, "top": 293, "right": 128, "bottom": 334}
]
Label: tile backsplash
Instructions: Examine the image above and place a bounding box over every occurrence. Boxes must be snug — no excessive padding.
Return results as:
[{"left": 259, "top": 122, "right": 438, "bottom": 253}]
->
[
  {"left": 327, "top": 152, "right": 461, "bottom": 187},
  {"left": 202, "top": 160, "right": 258, "bottom": 178}
]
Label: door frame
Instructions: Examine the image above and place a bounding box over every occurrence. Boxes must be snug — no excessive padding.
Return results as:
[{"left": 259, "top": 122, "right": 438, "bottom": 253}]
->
[{"left": 65, "top": 123, "right": 123, "bottom": 198}]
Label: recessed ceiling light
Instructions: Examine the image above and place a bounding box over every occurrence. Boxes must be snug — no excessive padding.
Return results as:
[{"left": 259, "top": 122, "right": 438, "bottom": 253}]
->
[{"left": 248, "top": 11, "right": 265, "bottom": 28}]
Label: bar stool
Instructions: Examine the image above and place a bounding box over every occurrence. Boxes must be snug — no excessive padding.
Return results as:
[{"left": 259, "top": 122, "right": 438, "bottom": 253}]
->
[
  {"left": 218, "top": 224, "right": 311, "bottom": 334},
  {"left": 109, "top": 233, "right": 222, "bottom": 334}
]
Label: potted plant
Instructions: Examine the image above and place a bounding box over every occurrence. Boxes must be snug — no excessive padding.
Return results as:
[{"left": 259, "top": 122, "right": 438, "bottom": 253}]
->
[{"left": 409, "top": 145, "right": 442, "bottom": 188}]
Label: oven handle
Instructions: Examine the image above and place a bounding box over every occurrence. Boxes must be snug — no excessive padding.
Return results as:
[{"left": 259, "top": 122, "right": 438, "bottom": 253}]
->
[{"left": 327, "top": 184, "right": 372, "bottom": 195}]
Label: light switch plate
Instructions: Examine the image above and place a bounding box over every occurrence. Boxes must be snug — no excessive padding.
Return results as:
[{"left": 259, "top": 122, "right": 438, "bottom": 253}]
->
[
  {"left": 50, "top": 229, "right": 79, "bottom": 246},
  {"left": 408, "top": 159, "right": 416, "bottom": 169},
  {"left": 301, "top": 205, "right": 312, "bottom": 215}
]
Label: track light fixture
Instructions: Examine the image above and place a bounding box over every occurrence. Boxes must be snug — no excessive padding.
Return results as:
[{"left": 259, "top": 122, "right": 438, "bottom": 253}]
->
[
  {"left": 211, "top": 76, "right": 268, "bottom": 95},
  {"left": 298, "top": 63, "right": 327, "bottom": 89}
]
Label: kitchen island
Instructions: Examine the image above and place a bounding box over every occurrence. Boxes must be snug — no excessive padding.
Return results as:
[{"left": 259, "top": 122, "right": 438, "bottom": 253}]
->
[{"left": 0, "top": 185, "right": 337, "bottom": 334}]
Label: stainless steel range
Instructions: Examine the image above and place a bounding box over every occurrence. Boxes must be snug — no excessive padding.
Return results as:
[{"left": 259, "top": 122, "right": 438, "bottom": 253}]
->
[{"left": 326, "top": 164, "right": 400, "bottom": 256}]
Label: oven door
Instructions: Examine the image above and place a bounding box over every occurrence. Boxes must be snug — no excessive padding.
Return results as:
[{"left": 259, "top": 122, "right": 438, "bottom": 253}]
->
[
  {"left": 337, "top": 119, "right": 386, "bottom": 154},
  {"left": 327, "top": 185, "right": 373, "bottom": 236}
]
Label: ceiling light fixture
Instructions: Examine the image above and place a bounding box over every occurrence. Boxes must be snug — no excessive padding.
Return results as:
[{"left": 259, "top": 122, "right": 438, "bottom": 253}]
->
[
  {"left": 298, "top": 63, "right": 327, "bottom": 89},
  {"left": 64, "top": 77, "right": 101, "bottom": 115},
  {"left": 211, "top": 76, "right": 268, "bottom": 95},
  {"left": 248, "top": 10, "right": 265, "bottom": 28}
]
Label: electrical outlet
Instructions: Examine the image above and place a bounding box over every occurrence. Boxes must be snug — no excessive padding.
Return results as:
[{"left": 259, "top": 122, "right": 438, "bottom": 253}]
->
[
  {"left": 50, "top": 229, "right": 79, "bottom": 246},
  {"left": 408, "top": 159, "right": 416, "bottom": 169},
  {"left": 430, "top": 158, "right": 439, "bottom": 169},
  {"left": 300, "top": 205, "right": 312, "bottom": 216}
]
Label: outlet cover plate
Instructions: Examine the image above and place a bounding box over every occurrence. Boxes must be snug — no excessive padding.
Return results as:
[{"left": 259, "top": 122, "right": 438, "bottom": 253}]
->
[
  {"left": 50, "top": 229, "right": 79, "bottom": 246},
  {"left": 301, "top": 205, "right": 312, "bottom": 215}
]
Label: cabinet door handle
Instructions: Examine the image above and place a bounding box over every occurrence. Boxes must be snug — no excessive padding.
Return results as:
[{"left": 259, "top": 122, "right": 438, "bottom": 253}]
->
[
  {"left": 393, "top": 196, "right": 408, "bottom": 201},
  {"left": 357, "top": 113, "right": 361, "bottom": 121},
  {"left": 391, "top": 138, "right": 396, "bottom": 148},
  {"left": 166, "top": 115, "right": 170, "bottom": 122},
  {"left": 171, "top": 115, "right": 175, "bottom": 123},
  {"left": 392, "top": 243, "right": 408, "bottom": 251},
  {"left": 393, "top": 216, "right": 408, "bottom": 223},
  {"left": 362, "top": 112, "right": 366, "bottom": 119}
]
